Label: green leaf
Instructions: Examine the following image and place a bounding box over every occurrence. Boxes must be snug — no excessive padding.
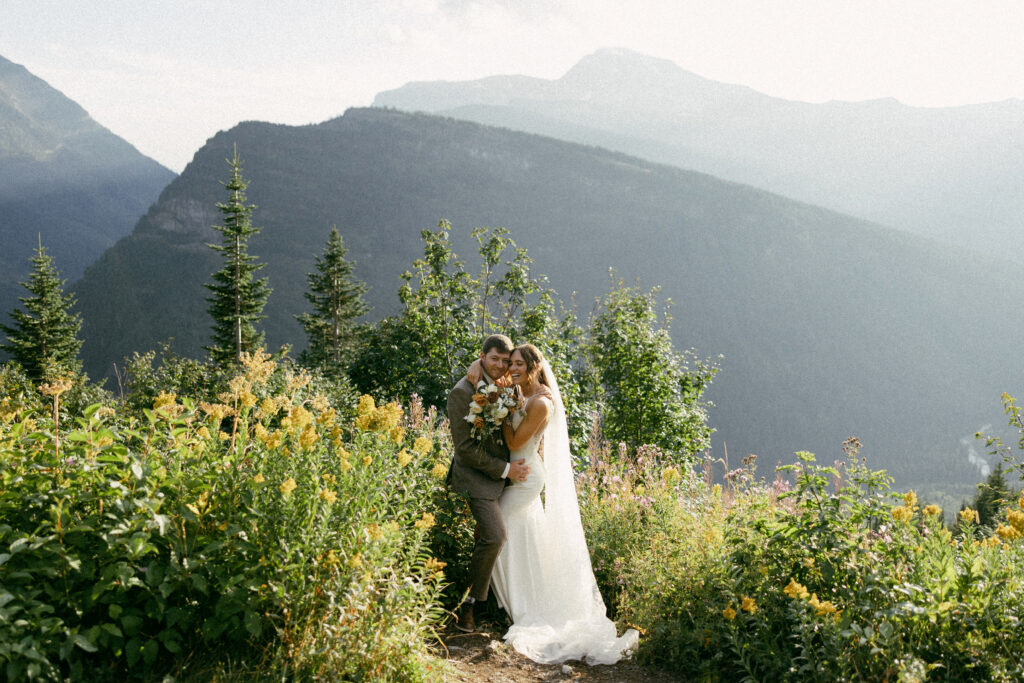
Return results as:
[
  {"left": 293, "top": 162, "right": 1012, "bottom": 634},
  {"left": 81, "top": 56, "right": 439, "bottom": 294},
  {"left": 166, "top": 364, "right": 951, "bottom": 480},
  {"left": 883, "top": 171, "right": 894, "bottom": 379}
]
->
[
  {"left": 101, "top": 622, "right": 123, "bottom": 638},
  {"left": 244, "top": 609, "right": 262, "bottom": 638},
  {"left": 73, "top": 633, "right": 97, "bottom": 653},
  {"left": 142, "top": 639, "right": 158, "bottom": 665},
  {"left": 121, "top": 614, "right": 144, "bottom": 637}
]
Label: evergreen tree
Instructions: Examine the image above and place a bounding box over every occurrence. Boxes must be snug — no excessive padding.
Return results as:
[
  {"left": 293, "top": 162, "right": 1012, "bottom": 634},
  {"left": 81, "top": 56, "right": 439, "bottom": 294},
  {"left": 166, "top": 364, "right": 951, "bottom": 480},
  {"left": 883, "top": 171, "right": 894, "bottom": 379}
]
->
[
  {"left": 204, "top": 148, "right": 272, "bottom": 364},
  {"left": 1, "top": 239, "right": 83, "bottom": 380},
  {"left": 970, "top": 463, "right": 1014, "bottom": 527},
  {"left": 296, "top": 227, "right": 368, "bottom": 378}
]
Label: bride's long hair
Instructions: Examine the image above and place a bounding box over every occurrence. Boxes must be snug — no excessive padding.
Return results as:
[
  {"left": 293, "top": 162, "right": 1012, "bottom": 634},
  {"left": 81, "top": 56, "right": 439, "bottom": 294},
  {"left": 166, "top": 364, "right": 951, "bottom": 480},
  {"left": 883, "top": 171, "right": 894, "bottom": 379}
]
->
[{"left": 513, "top": 343, "right": 548, "bottom": 387}]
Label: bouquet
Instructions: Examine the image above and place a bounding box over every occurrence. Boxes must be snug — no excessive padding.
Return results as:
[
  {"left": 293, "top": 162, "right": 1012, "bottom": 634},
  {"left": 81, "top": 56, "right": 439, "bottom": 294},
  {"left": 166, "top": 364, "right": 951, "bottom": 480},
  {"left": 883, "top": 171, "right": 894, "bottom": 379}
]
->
[{"left": 465, "top": 380, "right": 517, "bottom": 442}]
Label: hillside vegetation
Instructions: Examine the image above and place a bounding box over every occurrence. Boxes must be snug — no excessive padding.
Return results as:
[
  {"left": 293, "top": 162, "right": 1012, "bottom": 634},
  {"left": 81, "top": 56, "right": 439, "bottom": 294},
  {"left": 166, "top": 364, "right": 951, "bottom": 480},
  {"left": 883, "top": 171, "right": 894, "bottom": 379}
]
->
[{"left": 71, "top": 108, "right": 1024, "bottom": 490}]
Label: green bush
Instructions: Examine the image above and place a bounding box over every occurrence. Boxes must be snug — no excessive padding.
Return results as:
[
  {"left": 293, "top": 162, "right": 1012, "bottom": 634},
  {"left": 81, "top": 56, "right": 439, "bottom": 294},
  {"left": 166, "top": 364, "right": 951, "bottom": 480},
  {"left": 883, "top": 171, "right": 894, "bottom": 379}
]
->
[
  {"left": 580, "top": 441, "right": 1024, "bottom": 681},
  {"left": 0, "top": 351, "right": 453, "bottom": 681}
]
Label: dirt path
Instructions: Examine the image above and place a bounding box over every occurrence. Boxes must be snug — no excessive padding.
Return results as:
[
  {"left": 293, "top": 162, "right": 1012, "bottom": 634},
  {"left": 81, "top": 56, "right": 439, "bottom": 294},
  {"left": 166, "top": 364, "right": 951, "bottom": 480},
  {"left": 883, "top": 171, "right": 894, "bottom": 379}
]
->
[{"left": 433, "top": 622, "right": 685, "bottom": 682}]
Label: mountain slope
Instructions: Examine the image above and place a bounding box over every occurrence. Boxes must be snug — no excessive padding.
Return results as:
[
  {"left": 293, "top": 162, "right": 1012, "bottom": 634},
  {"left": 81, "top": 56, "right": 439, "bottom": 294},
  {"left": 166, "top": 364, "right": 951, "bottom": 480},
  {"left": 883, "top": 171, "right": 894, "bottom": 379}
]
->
[
  {"left": 374, "top": 48, "right": 1024, "bottom": 263},
  {"left": 0, "top": 54, "right": 175, "bottom": 342},
  {"left": 73, "top": 108, "right": 1024, "bottom": 490}
]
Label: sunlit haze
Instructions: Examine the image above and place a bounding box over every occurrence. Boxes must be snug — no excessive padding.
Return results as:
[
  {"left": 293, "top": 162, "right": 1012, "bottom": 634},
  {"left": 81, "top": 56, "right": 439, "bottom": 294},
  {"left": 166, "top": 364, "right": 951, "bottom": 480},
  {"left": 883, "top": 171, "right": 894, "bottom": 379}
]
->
[{"left": 2, "top": 0, "right": 1022, "bottom": 172}]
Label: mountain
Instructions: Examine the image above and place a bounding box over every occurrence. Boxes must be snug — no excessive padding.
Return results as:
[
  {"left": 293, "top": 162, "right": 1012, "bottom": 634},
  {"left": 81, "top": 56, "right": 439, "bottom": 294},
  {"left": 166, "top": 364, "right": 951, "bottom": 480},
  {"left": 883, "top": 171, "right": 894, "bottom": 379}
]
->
[
  {"left": 373, "top": 48, "right": 1024, "bottom": 263},
  {"left": 0, "top": 55, "right": 175, "bottom": 346},
  {"left": 73, "top": 108, "right": 1024, "bottom": 494}
]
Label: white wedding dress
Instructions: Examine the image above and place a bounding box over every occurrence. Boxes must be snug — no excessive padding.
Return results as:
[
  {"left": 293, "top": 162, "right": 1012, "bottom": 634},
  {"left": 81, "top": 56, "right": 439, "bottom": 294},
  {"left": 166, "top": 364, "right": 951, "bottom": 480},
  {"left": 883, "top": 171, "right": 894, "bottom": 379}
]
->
[{"left": 490, "top": 363, "right": 639, "bottom": 665}]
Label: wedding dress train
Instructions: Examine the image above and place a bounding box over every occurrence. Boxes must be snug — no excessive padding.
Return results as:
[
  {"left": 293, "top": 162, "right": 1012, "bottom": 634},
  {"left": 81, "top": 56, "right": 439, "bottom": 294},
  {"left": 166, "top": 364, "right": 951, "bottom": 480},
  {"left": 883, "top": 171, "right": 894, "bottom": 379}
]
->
[{"left": 490, "top": 364, "right": 639, "bottom": 665}]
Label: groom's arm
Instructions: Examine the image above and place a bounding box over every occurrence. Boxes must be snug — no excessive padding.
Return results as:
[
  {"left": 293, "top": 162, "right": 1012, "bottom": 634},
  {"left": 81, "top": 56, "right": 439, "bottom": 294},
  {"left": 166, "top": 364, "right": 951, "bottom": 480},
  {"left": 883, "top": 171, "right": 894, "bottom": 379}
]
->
[{"left": 448, "top": 386, "right": 509, "bottom": 480}]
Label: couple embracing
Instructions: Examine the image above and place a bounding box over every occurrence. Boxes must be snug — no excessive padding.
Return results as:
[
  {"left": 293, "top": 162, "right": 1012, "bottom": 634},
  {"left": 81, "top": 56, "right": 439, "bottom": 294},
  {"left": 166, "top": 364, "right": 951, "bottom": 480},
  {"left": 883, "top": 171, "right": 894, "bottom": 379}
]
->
[{"left": 446, "top": 334, "right": 638, "bottom": 665}]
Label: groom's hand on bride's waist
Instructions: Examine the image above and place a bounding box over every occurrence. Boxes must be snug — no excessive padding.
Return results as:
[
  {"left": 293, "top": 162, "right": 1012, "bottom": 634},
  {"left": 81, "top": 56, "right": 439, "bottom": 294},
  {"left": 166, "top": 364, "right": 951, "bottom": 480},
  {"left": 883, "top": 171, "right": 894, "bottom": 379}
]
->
[{"left": 508, "top": 460, "right": 530, "bottom": 482}]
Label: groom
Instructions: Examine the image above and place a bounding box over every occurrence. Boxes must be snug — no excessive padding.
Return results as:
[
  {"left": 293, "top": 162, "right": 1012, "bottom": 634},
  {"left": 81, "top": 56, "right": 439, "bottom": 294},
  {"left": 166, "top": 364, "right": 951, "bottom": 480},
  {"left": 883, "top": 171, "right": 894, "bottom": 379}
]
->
[{"left": 446, "top": 334, "right": 530, "bottom": 632}]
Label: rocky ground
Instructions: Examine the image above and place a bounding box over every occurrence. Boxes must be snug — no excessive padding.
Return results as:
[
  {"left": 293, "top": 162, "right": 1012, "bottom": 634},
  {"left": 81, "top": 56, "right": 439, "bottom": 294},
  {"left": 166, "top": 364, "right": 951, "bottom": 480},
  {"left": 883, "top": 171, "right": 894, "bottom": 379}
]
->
[{"left": 433, "top": 619, "right": 685, "bottom": 682}]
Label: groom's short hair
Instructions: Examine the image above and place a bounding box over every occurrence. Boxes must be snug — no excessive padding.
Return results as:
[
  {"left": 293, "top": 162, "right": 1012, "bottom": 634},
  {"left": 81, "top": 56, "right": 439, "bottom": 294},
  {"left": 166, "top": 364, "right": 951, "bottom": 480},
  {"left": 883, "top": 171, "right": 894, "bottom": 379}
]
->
[{"left": 481, "top": 334, "right": 514, "bottom": 356}]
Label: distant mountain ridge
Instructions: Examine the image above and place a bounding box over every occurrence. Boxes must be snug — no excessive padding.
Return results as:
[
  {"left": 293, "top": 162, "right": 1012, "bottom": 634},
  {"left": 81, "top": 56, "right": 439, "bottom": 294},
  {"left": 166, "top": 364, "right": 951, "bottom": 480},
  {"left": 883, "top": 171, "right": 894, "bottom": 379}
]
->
[
  {"left": 374, "top": 48, "right": 1024, "bottom": 262},
  {"left": 72, "top": 108, "right": 1024, "bottom": 495},
  {"left": 0, "top": 54, "right": 174, "bottom": 348}
]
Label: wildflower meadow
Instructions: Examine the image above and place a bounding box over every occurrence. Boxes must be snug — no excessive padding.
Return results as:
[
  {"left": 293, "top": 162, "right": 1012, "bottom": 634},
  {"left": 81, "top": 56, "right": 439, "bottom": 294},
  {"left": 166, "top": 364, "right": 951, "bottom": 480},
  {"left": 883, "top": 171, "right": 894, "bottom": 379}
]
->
[{"left": 3, "top": 351, "right": 1024, "bottom": 680}]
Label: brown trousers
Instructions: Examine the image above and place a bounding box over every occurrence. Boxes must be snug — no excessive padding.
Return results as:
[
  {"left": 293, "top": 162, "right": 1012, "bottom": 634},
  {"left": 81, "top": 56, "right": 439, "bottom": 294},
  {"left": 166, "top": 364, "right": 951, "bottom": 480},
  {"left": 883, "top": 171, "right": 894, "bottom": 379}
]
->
[{"left": 467, "top": 497, "right": 507, "bottom": 602}]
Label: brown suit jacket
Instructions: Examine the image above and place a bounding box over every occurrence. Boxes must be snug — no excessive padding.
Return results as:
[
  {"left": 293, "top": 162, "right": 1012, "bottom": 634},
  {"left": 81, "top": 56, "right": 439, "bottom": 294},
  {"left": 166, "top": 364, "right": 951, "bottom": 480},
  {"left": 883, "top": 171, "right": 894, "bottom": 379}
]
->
[{"left": 446, "top": 377, "right": 510, "bottom": 499}]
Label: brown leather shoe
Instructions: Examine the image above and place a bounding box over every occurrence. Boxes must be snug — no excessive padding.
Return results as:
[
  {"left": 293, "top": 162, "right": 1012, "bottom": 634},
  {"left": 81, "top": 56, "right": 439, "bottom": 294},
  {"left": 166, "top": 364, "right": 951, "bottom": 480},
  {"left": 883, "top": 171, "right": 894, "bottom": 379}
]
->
[{"left": 454, "top": 601, "right": 476, "bottom": 632}]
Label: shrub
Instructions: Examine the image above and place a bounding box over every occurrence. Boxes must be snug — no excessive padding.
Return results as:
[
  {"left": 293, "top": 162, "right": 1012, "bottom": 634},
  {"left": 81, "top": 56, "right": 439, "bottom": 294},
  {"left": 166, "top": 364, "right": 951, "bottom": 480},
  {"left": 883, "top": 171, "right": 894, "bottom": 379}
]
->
[{"left": 0, "top": 351, "right": 451, "bottom": 680}]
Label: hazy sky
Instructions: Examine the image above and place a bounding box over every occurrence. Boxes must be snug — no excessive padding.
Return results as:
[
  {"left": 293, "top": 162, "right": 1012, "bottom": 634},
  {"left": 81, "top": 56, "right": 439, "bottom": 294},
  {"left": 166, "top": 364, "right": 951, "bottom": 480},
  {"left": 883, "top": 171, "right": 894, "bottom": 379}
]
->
[{"left": 3, "top": 0, "right": 1022, "bottom": 172}]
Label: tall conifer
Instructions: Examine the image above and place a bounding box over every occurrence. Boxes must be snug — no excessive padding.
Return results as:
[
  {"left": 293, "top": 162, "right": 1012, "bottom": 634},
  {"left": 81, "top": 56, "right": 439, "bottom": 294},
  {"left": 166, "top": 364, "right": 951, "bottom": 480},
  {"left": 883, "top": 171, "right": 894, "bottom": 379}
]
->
[
  {"left": 204, "top": 148, "right": 271, "bottom": 364},
  {"left": 1, "top": 238, "right": 83, "bottom": 379},
  {"left": 296, "top": 227, "right": 368, "bottom": 377}
]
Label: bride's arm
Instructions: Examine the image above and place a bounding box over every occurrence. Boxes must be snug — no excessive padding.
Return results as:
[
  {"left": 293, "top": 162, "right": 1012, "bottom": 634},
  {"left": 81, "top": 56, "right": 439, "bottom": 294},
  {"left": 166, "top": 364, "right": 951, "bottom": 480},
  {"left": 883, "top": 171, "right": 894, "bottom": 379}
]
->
[
  {"left": 503, "top": 397, "right": 552, "bottom": 451},
  {"left": 465, "top": 359, "right": 483, "bottom": 386}
]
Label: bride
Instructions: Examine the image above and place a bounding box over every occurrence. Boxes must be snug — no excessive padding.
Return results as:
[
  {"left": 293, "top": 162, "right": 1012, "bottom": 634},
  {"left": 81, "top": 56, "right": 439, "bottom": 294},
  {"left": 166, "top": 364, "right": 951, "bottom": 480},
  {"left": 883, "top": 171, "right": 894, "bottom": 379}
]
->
[{"left": 467, "top": 343, "right": 638, "bottom": 665}]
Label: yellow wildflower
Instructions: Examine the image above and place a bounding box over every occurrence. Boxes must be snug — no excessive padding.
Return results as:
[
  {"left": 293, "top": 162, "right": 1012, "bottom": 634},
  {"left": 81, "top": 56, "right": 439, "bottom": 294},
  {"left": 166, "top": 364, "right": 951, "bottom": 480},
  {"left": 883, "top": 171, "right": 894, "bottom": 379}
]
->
[
  {"left": 309, "top": 394, "right": 330, "bottom": 413},
  {"left": 662, "top": 466, "right": 681, "bottom": 484},
  {"left": 1019, "top": 491, "right": 1024, "bottom": 512},
  {"left": 336, "top": 446, "right": 351, "bottom": 460},
  {"left": 722, "top": 606, "right": 736, "bottom": 620},
  {"left": 424, "top": 557, "right": 447, "bottom": 580},
  {"left": 299, "top": 424, "right": 318, "bottom": 450},
  {"left": 354, "top": 413, "right": 372, "bottom": 431},
  {"left": 252, "top": 473, "right": 266, "bottom": 484},
  {"left": 808, "top": 593, "right": 838, "bottom": 617},
  {"left": 357, "top": 395, "right": 376, "bottom": 416},
  {"left": 317, "top": 407, "right": 337, "bottom": 425},
  {"left": 431, "top": 462, "right": 449, "bottom": 480},
  {"left": 239, "top": 390, "right": 257, "bottom": 410},
  {"left": 389, "top": 425, "right": 406, "bottom": 444},
  {"left": 253, "top": 423, "right": 270, "bottom": 442},
  {"left": 228, "top": 375, "right": 251, "bottom": 398},
  {"left": 397, "top": 449, "right": 413, "bottom": 467},
  {"left": 197, "top": 426, "right": 212, "bottom": 440},
  {"left": 1007, "top": 510, "right": 1024, "bottom": 532},
  {"left": 286, "top": 370, "right": 311, "bottom": 392},
  {"left": 339, "top": 459, "right": 353, "bottom": 473},
  {"left": 996, "top": 524, "right": 1021, "bottom": 541},
  {"left": 784, "top": 578, "right": 810, "bottom": 600},
  {"left": 741, "top": 596, "right": 757, "bottom": 614},
  {"left": 413, "top": 436, "right": 433, "bottom": 456},
  {"left": 290, "top": 405, "right": 313, "bottom": 433},
  {"left": 362, "top": 455, "right": 372, "bottom": 467},
  {"left": 279, "top": 477, "right": 297, "bottom": 496},
  {"left": 256, "top": 397, "right": 279, "bottom": 420},
  {"left": 153, "top": 391, "right": 177, "bottom": 411},
  {"left": 370, "top": 402, "right": 403, "bottom": 432},
  {"left": 323, "top": 549, "right": 340, "bottom": 566},
  {"left": 239, "top": 348, "right": 276, "bottom": 384},
  {"left": 217, "top": 430, "right": 230, "bottom": 441},
  {"left": 39, "top": 377, "right": 74, "bottom": 397},
  {"left": 319, "top": 488, "right": 338, "bottom": 504},
  {"left": 891, "top": 506, "right": 914, "bottom": 524},
  {"left": 199, "top": 402, "right": 234, "bottom": 420},
  {"left": 960, "top": 507, "right": 980, "bottom": 524},
  {"left": 266, "top": 429, "right": 285, "bottom": 449},
  {"left": 366, "top": 524, "right": 384, "bottom": 541},
  {"left": 982, "top": 535, "right": 1001, "bottom": 549},
  {"left": 347, "top": 552, "right": 363, "bottom": 568},
  {"left": 922, "top": 504, "right": 943, "bottom": 517},
  {"left": 414, "top": 512, "right": 436, "bottom": 530},
  {"left": 322, "top": 473, "right": 337, "bottom": 485},
  {"left": 903, "top": 490, "right": 918, "bottom": 508}
]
